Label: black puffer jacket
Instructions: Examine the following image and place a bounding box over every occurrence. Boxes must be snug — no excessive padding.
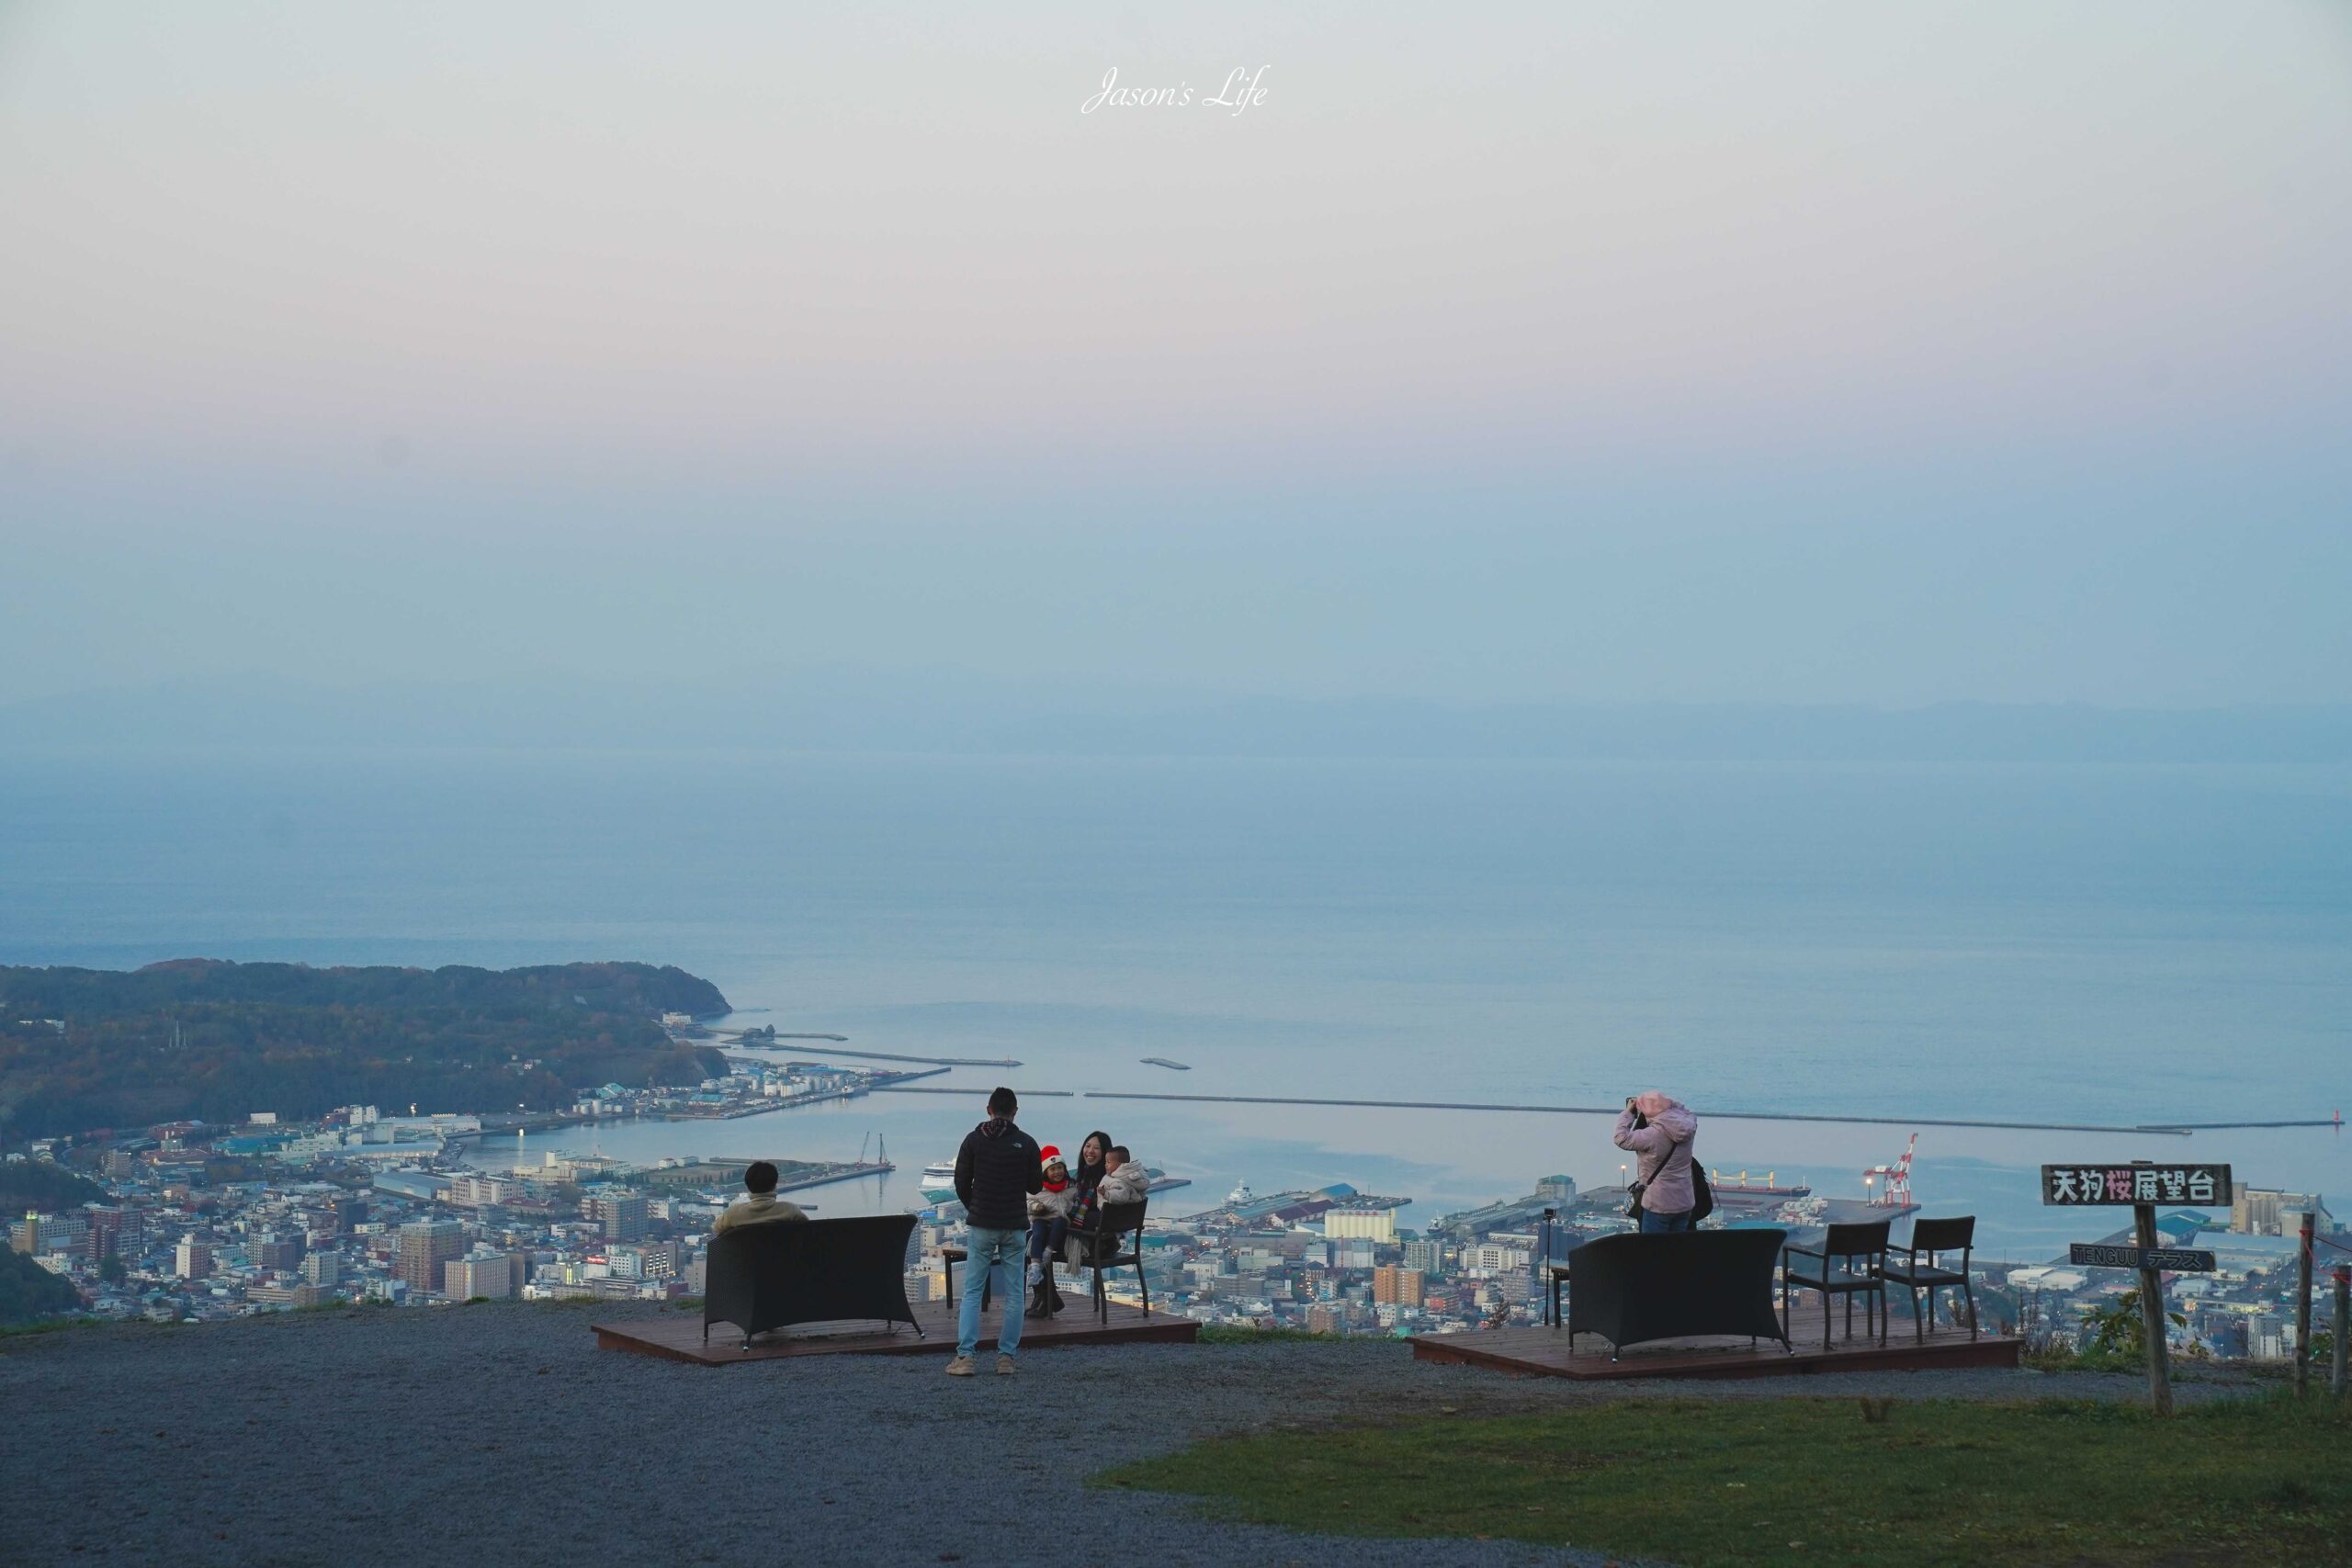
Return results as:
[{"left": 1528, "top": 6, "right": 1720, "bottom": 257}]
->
[{"left": 953, "top": 1117, "right": 1043, "bottom": 1232}]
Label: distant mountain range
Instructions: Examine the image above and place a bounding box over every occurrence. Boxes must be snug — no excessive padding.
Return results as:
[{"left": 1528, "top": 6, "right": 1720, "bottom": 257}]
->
[{"left": 5, "top": 674, "right": 2350, "bottom": 762}]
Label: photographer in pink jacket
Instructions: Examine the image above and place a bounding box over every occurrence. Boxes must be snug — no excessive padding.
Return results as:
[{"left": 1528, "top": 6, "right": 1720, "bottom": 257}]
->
[{"left": 1613, "top": 1090, "right": 1699, "bottom": 1234}]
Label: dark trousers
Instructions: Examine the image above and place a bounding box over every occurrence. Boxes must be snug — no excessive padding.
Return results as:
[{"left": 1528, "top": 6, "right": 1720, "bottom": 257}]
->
[{"left": 1025, "top": 1216, "right": 1067, "bottom": 1264}]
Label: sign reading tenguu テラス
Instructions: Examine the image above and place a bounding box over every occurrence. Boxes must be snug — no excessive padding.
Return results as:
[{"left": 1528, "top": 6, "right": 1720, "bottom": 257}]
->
[
  {"left": 2069, "top": 1243, "right": 2217, "bottom": 1273},
  {"left": 2041, "top": 1163, "right": 2230, "bottom": 1207}
]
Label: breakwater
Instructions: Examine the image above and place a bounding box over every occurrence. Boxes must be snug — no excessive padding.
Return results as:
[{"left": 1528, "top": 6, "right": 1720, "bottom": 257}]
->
[
  {"left": 736, "top": 1044, "right": 1021, "bottom": 1068},
  {"left": 1080, "top": 1091, "right": 2223, "bottom": 1136},
  {"left": 874, "top": 1085, "right": 1076, "bottom": 1098}
]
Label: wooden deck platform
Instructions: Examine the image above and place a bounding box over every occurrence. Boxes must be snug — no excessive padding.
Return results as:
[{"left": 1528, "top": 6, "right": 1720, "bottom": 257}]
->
[
  {"left": 1409, "top": 1318, "right": 2020, "bottom": 1382},
  {"left": 594, "top": 1299, "right": 1194, "bottom": 1366}
]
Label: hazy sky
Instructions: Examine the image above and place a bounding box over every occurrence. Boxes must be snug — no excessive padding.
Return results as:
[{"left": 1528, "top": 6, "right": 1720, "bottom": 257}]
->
[{"left": 3, "top": 2, "right": 2348, "bottom": 708}]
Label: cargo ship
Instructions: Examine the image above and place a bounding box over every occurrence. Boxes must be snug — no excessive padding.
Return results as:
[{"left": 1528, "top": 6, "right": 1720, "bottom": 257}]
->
[{"left": 1705, "top": 1169, "right": 1814, "bottom": 1204}]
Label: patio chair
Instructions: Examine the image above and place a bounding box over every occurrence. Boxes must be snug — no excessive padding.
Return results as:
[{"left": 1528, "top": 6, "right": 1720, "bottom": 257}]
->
[
  {"left": 1780, "top": 1218, "right": 1890, "bottom": 1350},
  {"left": 1073, "top": 1197, "right": 1149, "bottom": 1325},
  {"left": 1882, "top": 1216, "right": 1977, "bottom": 1342}
]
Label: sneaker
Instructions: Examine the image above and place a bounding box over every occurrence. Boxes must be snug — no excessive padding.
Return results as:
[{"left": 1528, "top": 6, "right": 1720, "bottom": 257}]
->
[
  {"left": 996, "top": 1353, "right": 1017, "bottom": 1376},
  {"left": 944, "top": 1356, "right": 976, "bottom": 1377},
  {"left": 1025, "top": 1259, "right": 1042, "bottom": 1288}
]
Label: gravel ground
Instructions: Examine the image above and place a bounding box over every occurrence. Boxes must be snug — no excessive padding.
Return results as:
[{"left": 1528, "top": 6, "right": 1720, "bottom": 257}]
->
[{"left": 0, "top": 1303, "right": 2257, "bottom": 1568}]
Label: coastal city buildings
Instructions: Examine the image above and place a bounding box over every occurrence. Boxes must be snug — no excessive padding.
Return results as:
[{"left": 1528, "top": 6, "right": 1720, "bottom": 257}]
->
[
  {"left": 445, "top": 1250, "right": 516, "bottom": 1301},
  {"left": 3, "top": 1062, "right": 2341, "bottom": 1365},
  {"left": 394, "top": 1220, "right": 466, "bottom": 1294},
  {"left": 582, "top": 1193, "right": 648, "bottom": 1243},
  {"left": 2231, "top": 1187, "right": 2333, "bottom": 1237}
]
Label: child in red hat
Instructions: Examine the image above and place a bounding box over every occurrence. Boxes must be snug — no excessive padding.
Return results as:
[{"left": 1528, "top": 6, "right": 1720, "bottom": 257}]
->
[{"left": 1024, "top": 1147, "right": 1074, "bottom": 1314}]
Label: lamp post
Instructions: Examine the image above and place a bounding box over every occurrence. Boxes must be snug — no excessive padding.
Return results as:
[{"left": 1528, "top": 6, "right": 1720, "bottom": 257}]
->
[{"left": 1542, "top": 1207, "right": 1555, "bottom": 1326}]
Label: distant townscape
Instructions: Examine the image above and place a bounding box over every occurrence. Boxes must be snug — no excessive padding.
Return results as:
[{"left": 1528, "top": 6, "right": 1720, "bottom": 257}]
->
[
  {"left": 1, "top": 959, "right": 2337, "bottom": 1360},
  {"left": 4, "top": 1079, "right": 2338, "bottom": 1365}
]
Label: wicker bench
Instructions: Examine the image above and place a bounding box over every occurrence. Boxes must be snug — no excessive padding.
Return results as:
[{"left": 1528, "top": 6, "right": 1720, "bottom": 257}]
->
[
  {"left": 703, "top": 1214, "right": 921, "bottom": 1349},
  {"left": 1565, "top": 1228, "right": 1792, "bottom": 1359}
]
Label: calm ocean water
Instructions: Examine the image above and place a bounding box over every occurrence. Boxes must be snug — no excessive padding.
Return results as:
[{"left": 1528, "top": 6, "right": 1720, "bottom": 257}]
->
[{"left": 3, "top": 747, "right": 2346, "bottom": 1255}]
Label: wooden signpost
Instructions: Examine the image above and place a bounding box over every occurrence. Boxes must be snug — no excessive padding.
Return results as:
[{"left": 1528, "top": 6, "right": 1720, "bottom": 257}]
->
[
  {"left": 2334, "top": 1265, "right": 2349, "bottom": 1397},
  {"left": 2294, "top": 1209, "right": 2314, "bottom": 1396},
  {"left": 2042, "top": 1159, "right": 2231, "bottom": 1416}
]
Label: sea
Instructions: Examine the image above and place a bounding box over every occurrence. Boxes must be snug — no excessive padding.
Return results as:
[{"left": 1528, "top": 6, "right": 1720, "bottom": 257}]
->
[{"left": 3, "top": 746, "right": 2346, "bottom": 1258}]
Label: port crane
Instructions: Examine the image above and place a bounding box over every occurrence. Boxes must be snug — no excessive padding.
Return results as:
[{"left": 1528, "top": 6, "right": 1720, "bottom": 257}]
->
[{"left": 1862, "top": 1133, "right": 1916, "bottom": 1207}]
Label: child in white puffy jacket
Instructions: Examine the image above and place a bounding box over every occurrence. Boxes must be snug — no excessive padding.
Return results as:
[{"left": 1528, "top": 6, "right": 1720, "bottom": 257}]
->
[{"left": 1096, "top": 1145, "right": 1150, "bottom": 1205}]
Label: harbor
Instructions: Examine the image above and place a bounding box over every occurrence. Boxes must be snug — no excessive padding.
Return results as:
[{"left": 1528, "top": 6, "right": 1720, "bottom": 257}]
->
[
  {"left": 675, "top": 1065, "right": 946, "bottom": 1117},
  {"left": 639, "top": 1150, "right": 896, "bottom": 1195}
]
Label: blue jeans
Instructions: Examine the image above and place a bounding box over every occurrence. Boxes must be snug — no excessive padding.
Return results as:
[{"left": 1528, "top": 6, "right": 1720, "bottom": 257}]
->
[
  {"left": 1026, "top": 1216, "right": 1067, "bottom": 1267},
  {"left": 1640, "top": 1207, "right": 1694, "bottom": 1235},
  {"left": 956, "top": 1225, "right": 1027, "bottom": 1359}
]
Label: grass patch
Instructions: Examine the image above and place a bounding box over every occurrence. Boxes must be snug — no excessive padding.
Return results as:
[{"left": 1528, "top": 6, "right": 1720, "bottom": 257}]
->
[
  {"left": 2022, "top": 1344, "right": 2255, "bottom": 1382},
  {"left": 2023, "top": 1343, "right": 2147, "bottom": 1375},
  {"left": 0, "top": 1314, "right": 198, "bottom": 1349},
  {"left": 1196, "top": 1325, "right": 1349, "bottom": 1344},
  {"left": 0, "top": 1315, "right": 99, "bottom": 1342},
  {"left": 1094, "top": 1390, "right": 2350, "bottom": 1566}
]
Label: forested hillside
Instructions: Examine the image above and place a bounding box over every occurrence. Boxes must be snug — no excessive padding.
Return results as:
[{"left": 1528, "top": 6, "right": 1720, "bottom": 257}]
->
[
  {"left": 0, "top": 960, "right": 730, "bottom": 1139},
  {"left": 0, "top": 1245, "right": 82, "bottom": 1324},
  {"left": 0, "top": 1160, "right": 107, "bottom": 1213}
]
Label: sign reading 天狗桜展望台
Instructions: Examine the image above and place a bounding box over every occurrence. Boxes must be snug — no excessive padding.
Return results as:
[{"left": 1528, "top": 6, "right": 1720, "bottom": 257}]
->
[{"left": 2040, "top": 1164, "right": 2231, "bottom": 1207}]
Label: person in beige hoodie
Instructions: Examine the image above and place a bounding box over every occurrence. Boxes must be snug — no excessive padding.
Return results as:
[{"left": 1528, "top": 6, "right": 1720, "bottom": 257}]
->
[{"left": 710, "top": 1161, "right": 808, "bottom": 1235}]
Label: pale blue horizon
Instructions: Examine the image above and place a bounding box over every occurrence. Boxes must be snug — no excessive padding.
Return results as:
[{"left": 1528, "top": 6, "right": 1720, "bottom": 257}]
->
[{"left": 3, "top": 2, "right": 2348, "bottom": 710}]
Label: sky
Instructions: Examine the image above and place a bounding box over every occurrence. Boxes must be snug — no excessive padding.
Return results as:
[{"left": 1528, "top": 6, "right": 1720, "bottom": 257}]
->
[{"left": 3, "top": 1, "right": 2349, "bottom": 712}]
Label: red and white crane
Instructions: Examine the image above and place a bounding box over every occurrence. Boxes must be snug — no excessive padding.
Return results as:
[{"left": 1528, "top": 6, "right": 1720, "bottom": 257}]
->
[{"left": 1862, "top": 1134, "right": 1917, "bottom": 1207}]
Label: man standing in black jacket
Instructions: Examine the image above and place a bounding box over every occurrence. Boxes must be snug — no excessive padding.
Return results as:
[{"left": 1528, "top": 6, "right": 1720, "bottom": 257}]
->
[{"left": 948, "top": 1086, "right": 1043, "bottom": 1376}]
